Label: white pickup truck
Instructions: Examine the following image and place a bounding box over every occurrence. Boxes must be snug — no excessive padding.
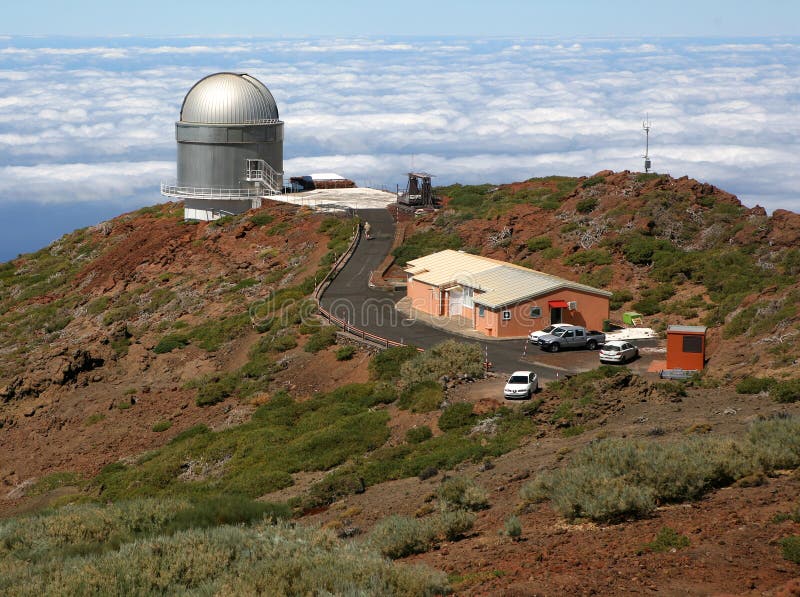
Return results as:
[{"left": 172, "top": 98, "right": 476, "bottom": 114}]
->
[{"left": 537, "top": 325, "right": 606, "bottom": 352}]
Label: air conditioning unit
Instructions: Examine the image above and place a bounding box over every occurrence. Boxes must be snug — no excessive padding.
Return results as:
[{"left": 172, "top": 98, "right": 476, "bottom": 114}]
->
[{"left": 567, "top": 301, "right": 578, "bottom": 311}]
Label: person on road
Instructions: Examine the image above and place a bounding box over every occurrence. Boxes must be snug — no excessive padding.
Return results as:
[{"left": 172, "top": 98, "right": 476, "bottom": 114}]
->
[{"left": 363, "top": 221, "right": 372, "bottom": 240}]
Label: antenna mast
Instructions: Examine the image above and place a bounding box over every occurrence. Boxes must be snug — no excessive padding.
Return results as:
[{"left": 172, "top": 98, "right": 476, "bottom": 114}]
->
[{"left": 642, "top": 115, "right": 652, "bottom": 173}]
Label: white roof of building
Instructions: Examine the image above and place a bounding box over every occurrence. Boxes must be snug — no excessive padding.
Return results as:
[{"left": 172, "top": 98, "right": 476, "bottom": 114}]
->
[
  {"left": 406, "top": 249, "right": 612, "bottom": 309},
  {"left": 309, "top": 172, "right": 347, "bottom": 181}
]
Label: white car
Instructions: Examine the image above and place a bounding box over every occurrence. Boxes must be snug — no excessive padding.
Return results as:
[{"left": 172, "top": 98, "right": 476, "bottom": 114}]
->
[
  {"left": 504, "top": 370, "right": 538, "bottom": 399},
  {"left": 599, "top": 340, "right": 639, "bottom": 364},
  {"left": 528, "top": 324, "right": 577, "bottom": 344}
]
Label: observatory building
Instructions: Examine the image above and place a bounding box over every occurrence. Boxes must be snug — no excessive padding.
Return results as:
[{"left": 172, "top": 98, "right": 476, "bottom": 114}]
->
[{"left": 161, "top": 72, "right": 284, "bottom": 221}]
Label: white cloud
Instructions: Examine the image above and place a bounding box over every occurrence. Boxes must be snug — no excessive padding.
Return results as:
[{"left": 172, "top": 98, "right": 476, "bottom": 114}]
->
[{"left": 0, "top": 36, "right": 798, "bottom": 215}]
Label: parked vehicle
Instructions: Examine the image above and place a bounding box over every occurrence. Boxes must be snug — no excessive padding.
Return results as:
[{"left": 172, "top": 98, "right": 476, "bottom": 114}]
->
[
  {"left": 538, "top": 326, "right": 605, "bottom": 352},
  {"left": 599, "top": 340, "right": 639, "bottom": 363},
  {"left": 528, "top": 323, "right": 577, "bottom": 344},
  {"left": 504, "top": 370, "right": 538, "bottom": 399}
]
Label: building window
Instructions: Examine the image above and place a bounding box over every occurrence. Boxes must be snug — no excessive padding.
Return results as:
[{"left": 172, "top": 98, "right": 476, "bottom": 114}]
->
[
  {"left": 682, "top": 335, "right": 703, "bottom": 353},
  {"left": 478, "top": 306, "right": 485, "bottom": 317},
  {"left": 529, "top": 306, "right": 542, "bottom": 318},
  {"left": 502, "top": 310, "right": 511, "bottom": 321},
  {"left": 463, "top": 287, "right": 474, "bottom": 308}
]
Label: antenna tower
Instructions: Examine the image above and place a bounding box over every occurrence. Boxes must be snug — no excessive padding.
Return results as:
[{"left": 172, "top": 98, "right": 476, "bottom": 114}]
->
[{"left": 642, "top": 115, "right": 652, "bottom": 173}]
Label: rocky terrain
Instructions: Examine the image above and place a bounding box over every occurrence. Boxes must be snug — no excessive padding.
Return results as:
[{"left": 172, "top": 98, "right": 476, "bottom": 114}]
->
[{"left": 1, "top": 173, "right": 799, "bottom": 594}]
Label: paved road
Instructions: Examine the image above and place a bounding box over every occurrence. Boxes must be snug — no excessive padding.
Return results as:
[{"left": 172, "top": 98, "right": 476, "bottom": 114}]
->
[{"left": 320, "top": 208, "right": 575, "bottom": 381}]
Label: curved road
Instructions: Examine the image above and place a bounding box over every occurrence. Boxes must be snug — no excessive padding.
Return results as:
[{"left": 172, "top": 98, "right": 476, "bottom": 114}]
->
[{"left": 320, "top": 208, "right": 566, "bottom": 381}]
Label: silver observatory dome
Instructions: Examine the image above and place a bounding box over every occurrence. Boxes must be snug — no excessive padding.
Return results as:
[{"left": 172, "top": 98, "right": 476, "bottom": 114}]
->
[
  {"left": 180, "top": 73, "right": 279, "bottom": 124},
  {"left": 163, "top": 72, "right": 284, "bottom": 221}
]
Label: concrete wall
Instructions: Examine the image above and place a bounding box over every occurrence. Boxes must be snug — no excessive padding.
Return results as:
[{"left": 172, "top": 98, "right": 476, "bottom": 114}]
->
[
  {"left": 474, "top": 289, "right": 610, "bottom": 338},
  {"left": 407, "top": 279, "right": 442, "bottom": 316},
  {"left": 184, "top": 198, "right": 257, "bottom": 221}
]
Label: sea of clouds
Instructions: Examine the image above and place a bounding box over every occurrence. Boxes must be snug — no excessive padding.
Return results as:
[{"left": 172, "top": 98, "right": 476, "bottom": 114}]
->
[{"left": 0, "top": 36, "right": 798, "bottom": 257}]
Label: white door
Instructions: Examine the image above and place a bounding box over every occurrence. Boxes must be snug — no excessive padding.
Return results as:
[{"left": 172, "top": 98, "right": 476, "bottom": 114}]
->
[{"left": 448, "top": 288, "right": 463, "bottom": 316}]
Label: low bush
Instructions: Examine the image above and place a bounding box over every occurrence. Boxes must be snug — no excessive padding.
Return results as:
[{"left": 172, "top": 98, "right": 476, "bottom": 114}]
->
[
  {"left": 368, "top": 510, "right": 475, "bottom": 559},
  {"left": 153, "top": 333, "right": 189, "bottom": 354},
  {"left": 0, "top": 516, "right": 446, "bottom": 595},
  {"left": 773, "top": 379, "right": 800, "bottom": 403},
  {"left": 610, "top": 289, "right": 634, "bottom": 310},
  {"left": 438, "top": 403, "right": 477, "bottom": 431},
  {"left": 168, "top": 424, "right": 211, "bottom": 445},
  {"left": 781, "top": 535, "right": 800, "bottom": 564},
  {"left": 437, "top": 476, "right": 489, "bottom": 511},
  {"left": 504, "top": 515, "right": 523, "bottom": 541},
  {"left": 151, "top": 420, "right": 172, "bottom": 433},
  {"left": 398, "top": 380, "right": 443, "bottom": 413},
  {"left": 406, "top": 426, "right": 433, "bottom": 444},
  {"left": 305, "top": 326, "right": 338, "bottom": 353},
  {"left": 521, "top": 416, "right": 800, "bottom": 522},
  {"left": 400, "top": 340, "right": 483, "bottom": 387},
  {"left": 564, "top": 249, "right": 613, "bottom": 267},
  {"left": 335, "top": 345, "right": 356, "bottom": 361},
  {"left": 643, "top": 527, "right": 690, "bottom": 553},
  {"left": 194, "top": 373, "right": 239, "bottom": 406},
  {"left": 369, "top": 345, "right": 419, "bottom": 381},
  {"left": 735, "top": 376, "right": 776, "bottom": 394},
  {"left": 576, "top": 197, "right": 598, "bottom": 213},
  {"left": 270, "top": 333, "right": 298, "bottom": 352},
  {"left": 526, "top": 236, "right": 552, "bottom": 252},
  {"left": 249, "top": 212, "right": 275, "bottom": 227}
]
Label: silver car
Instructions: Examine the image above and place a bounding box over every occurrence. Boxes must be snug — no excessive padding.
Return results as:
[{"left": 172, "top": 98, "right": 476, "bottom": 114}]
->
[{"left": 599, "top": 340, "right": 639, "bottom": 364}]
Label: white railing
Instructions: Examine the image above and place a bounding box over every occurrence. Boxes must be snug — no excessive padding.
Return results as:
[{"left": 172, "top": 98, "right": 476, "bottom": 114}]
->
[
  {"left": 245, "top": 159, "right": 283, "bottom": 195},
  {"left": 161, "top": 183, "right": 263, "bottom": 200}
]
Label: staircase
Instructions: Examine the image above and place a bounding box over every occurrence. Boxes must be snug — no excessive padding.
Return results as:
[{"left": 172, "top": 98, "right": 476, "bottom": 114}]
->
[{"left": 245, "top": 159, "right": 283, "bottom": 197}]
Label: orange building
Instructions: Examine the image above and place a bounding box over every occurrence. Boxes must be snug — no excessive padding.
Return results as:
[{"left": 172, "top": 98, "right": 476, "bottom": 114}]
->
[
  {"left": 404, "top": 250, "right": 611, "bottom": 338},
  {"left": 666, "top": 325, "right": 707, "bottom": 371}
]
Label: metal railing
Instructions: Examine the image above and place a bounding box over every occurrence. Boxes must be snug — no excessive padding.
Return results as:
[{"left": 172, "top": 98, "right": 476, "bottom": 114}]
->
[
  {"left": 161, "top": 183, "right": 264, "bottom": 200},
  {"left": 245, "top": 159, "right": 283, "bottom": 195},
  {"left": 312, "top": 222, "right": 422, "bottom": 352}
]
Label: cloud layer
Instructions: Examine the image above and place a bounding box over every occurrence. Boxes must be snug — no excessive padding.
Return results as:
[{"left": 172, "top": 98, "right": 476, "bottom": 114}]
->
[{"left": 0, "top": 36, "right": 798, "bottom": 213}]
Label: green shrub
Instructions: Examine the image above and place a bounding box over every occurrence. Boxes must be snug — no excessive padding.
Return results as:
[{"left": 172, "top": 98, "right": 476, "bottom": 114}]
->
[
  {"left": 398, "top": 380, "right": 443, "bottom": 413},
  {"left": 610, "top": 289, "right": 634, "bottom": 310},
  {"left": 305, "top": 326, "right": 338, "bottom": 353},
  {"left": 576, "top": 198, "right": 598, "bottom": 213},
  {"left": 526, "top": 236, "right": 552, "bottom": 251},
  {"left": 437, "top": 509, "right": 476, "bottom": 541},
  {"left": 564, "top": 249, "right": 612, "bottom": 267},
  {"left": 400, "top": 340, "right": 483, "bottom": 387},
  {"left": 270, "top": 333, "right": 298, "bottom": 352},
  {"left": 540, "top": 246, "right": 563, "bottom": 260},
  {"left": 582, "top": 176, "right": 605, "bottom": 188},
  {"left": 773, "top": 379, "right": 800, "bottom": 403},
  {"left": 392, "top": 231, "right": 463, "bottom": 266},
  {"left": 579, "top": 266, "right": 613, "bottom": 288},
  {"left": 153, "top": 333, "right": 189, "bottom": 354},
  {"left": 735, "top": 376, "right": 776, "bottom": 394},
  {"left": 521, "top": 416, "right": 800, "bottom": 523},
  {"left": 437, "top": 476, "right": 489, "bottom": 511},
  {"left": 781, "top": 535, "right": 800, "bottom": 564},
  {"left": 504, "top": 515, "right": 523, "bottom": 541},
  {"left": 151, "top": 420, "right": 172, "bottom": 433},
  {"left": 84, "top": 413, "right": 106, "bottom": 426},
  {"left": 168, "top": 424, "right": 211, "bottom": 444},
  {"left": 406, "top": 426, "right": 433, "bottom": 444},
  {"left": 335, "top": 345, "right": 356, "bottom": 361},
  {"left": 643, "top": 527, "right": 690, "bottom": 552},
  {"left": 438, "top": 403, "right": 477, "bottom": 431},
  {"left": 249, "top": 212, "right": 275, "bottom": 226},
  {"left": 195, "top": 373, "right": 239, "bottom": 406},
  {"left": 369, "top": 345, "right": 419, "bottom": 380},
  {"left": 368, "top": 511, "right": 474, "bottom": 559},
  {"left": 0, "top": 516, "right": 445, "bottom": 595}
]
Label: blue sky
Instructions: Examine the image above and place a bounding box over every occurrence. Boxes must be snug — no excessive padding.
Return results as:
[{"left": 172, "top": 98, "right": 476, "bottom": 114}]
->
[
  {"left": 0, "top": 4, "right": 798, "bottom": 259},
  {"left": 2, "top": 1, "right": 798, "bottom": 37}
]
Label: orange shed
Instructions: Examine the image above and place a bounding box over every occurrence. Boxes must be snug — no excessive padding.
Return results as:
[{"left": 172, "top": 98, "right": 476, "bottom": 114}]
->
[{"left": 666, "top": 325, "right": 707, "bottom": 371}]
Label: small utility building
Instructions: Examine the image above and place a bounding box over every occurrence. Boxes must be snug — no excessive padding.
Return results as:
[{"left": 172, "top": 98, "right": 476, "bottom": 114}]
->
[
  {"left": 666, "top": 325, "right": 707, "bottom": 371},
  {"left": 404, "top": 250, "right": 611, "bottom": 338}
]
